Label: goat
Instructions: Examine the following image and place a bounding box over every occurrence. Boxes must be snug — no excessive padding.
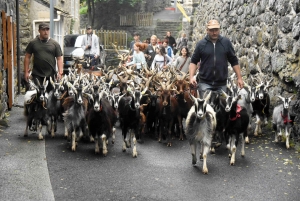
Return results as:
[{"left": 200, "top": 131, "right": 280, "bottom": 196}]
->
[
  {"left": 185, "top": 91, "right": 216, "bottom": 174},
  {"left": 46, "top": 77, "right": 64, "bottom": 138},
  {"left": 158, "top": 84, "right": 181, "bottom": 147},
  {"left": 237, "top": 86, "right": 253, "bottom": 144},
  {"left": 272, "top": 95, "right": 295, "bottom": 149},
  {"left": 87, "top": 89, "right": 117, "bottom": 155},
  {"left": 251, "top": 78, "right": 273, "bottom": 136},
  {"left": 222, "top": 90, "right": 250, "bottom": 166},
  {"left": 24, "top": 78, "right": 49, "bottom": 140},
  {"left": 118, "top": 90, "right": 141, "bottom": 157},
  {"left": 63, "top": 85, "right": 89, "bottom": 151},
  {"left": 174, "top": 78, "right": 193, "bottom": 141}
]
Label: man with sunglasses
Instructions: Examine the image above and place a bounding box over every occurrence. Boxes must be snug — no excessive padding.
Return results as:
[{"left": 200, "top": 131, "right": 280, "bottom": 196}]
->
[
  {"left": 24, "top": 22, "right": 63, "bottom": 92},
  {"left": 81, "top": 25, "right": 100, "bottom": 70}
]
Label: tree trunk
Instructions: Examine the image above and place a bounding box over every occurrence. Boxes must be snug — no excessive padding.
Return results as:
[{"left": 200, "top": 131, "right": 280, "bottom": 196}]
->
[
  {"left": 87, "top": 0, "right": 92, "bottom": 26},
  {"left": 91, "top": 0, "right": 95, "bottom": 27}
]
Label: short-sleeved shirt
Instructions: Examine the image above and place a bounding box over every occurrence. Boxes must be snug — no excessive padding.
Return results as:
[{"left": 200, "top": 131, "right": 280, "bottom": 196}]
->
[{"left": 25, "top": 37, "right": 63, "bottom": 77}]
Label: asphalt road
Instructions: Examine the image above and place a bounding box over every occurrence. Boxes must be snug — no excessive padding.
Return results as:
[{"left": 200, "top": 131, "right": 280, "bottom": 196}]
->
[{"left": 1, "top": 105, "right": 299, "bottom": 201}]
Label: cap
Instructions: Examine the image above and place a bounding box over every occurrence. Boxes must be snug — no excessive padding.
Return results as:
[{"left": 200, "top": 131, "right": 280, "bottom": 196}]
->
[
  {"left": 86, "top": 25, "right": 92, "bottom": 29},
  {"left": 207, "top": 20, "right": 220, "bottom": 29},
  {"left": 133, "top": 32, "right": 140, "bottom": 36},
  {"left": 39, "top": 23, "right": 49, "bottom": 30}
]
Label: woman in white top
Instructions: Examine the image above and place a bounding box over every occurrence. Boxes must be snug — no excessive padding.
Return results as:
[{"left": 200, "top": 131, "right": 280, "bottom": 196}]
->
[
  {"left": 174, "top": 46, "right": 191, "bottom": 73},
  {"left": 151, "top": 45, "right": 172, "bottom": 71},
  {"left": 126, "top": 42, "right": 147, "bottom": 72}
]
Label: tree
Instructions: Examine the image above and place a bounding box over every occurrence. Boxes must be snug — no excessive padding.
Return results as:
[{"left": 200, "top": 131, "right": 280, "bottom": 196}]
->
[{"left": 81, "top": 0, "right": 143, "bottom": 26}]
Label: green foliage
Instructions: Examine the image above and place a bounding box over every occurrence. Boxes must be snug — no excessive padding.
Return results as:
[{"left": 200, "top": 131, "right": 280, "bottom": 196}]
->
[{"left": 80, "top": 6, "right": 88, "bottom": 14}]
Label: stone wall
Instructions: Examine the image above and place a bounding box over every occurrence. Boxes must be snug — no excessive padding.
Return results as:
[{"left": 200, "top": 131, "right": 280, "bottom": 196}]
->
[
  {"left": 190, "top": 0, "right": 300, "bottom": 135},
  {"left": 191, "top": 0, "right": 300, "bottom": 92}
]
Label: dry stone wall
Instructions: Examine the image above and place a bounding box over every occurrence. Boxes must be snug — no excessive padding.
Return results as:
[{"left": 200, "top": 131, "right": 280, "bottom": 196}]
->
[
  {"left": 191, "top": 0, "right": 300, "bottom": 90},
  {"left": 190, "top": 0, "right": 300, "bottom": 136}
]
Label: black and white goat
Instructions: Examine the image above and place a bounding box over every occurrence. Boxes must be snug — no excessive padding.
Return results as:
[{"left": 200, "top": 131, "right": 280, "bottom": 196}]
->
[
  {"left": 46, "top": 77, "right": 64, "bottom": 138},
  {"left": 185, "top": 91, "right": 216, "bottom": 174},
  {"left": 24, "top": 78, "right": 49, "bottom": 140},
  {"left": 222, "top": 90, "right": 250, "bottom": 166},
  {"left": 251, "top": 78, "right": 273, "bottom": 136},
  {"left": 63, "top": 84, "right": 89, "bottom": 151},
  {"left": 87, "top": 89, "right": 117, "bottom": 155},
  {"left": 272, "top": 95, "right": 295, "bottom": 149},
  {"left": 118, "top": 87, "right": 143, "bottom": 157}
]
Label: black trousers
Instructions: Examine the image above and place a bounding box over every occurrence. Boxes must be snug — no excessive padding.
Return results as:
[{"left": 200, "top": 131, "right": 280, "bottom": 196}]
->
[{"left": 32, "top": 74, "right": 54, "bottom": 93}]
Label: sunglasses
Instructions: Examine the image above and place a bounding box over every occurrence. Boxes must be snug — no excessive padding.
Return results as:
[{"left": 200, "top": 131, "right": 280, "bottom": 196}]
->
[
  {"left": 40, "top": 28, "right": 50, "bottom": 31},
  {"left": 87, "top": 28, "right": 91, "bottom": 30}
]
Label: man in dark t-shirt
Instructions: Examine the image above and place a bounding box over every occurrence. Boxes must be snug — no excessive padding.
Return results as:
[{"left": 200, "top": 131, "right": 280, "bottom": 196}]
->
[{"left": 24, "top": 23, "right": 63, "bottom": 92}]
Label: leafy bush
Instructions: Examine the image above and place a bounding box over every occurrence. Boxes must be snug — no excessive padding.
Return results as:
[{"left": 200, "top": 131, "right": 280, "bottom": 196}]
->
[{"left": 80, "top": 6, "right": 88, "bottom": 14}]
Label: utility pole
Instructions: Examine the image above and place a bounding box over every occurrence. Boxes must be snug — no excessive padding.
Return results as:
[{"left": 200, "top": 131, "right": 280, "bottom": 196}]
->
[{"left": 50, "top": 0, "right": 54, "bottom": 38}]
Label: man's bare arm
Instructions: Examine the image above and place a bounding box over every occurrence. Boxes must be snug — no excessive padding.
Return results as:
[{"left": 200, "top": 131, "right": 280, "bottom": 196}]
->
[
  {"left": 232, "top": 64, "right": 244, "bottom": 88},
  {"left": 24, "top": 53, "right": 32, "bottom": 81},
  {"left": 189, "top": 63, "right": 198, "bottom": 86}
]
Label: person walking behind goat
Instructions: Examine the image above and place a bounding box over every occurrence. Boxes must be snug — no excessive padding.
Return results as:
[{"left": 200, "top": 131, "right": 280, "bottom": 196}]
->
[
  {"left": 24, "top": 22, "right": 63, "bottom": 92},
  {"left": 189, "top": 19, "right": 244, "bottom": 98}
]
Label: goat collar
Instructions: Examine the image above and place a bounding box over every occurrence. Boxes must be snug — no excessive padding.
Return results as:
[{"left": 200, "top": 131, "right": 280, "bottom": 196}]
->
[
  {"left": 281, "top": 111, "right": 292, "bottom": 124},
  {"left": 229, "top": 104, "right": 242, "bottom": 121}
]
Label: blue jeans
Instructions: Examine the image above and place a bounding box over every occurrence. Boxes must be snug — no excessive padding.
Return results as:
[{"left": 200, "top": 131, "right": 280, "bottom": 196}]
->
[{"left": 198, "top": 83, "right": 227, "bottom": 99}]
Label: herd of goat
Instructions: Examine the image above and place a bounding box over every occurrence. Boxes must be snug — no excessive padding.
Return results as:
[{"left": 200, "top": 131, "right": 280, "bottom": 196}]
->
[{"left": 23, "top": 53, "right": 295, "bottom": 174}]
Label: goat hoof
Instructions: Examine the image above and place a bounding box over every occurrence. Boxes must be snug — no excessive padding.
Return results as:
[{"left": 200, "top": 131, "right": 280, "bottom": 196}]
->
[
  {"left": 202, "top": 168, "right": 208, "bottom": 174},
  {"left": 228, "top": 154, "right": 231, "bottom": 158},
  {"left": 245, "top": 137, "right": 249, "bottom": 144},
  {"left": 38, "top": 135, "right": 44, "bottom": 140},
  {"left": 215, "top": 142, "right": 222, "bottom": 148},
  {"left": 230, "top": 162, "right": 235, "bottom": 166},
  {"left": 167, "top": 143, "right": 172, "bottom": 147}
]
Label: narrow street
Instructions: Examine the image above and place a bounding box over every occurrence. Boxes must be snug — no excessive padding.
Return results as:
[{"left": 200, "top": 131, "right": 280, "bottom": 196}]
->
[{"left": 0, "top": 100, "right": 299, "bottom": 201}]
